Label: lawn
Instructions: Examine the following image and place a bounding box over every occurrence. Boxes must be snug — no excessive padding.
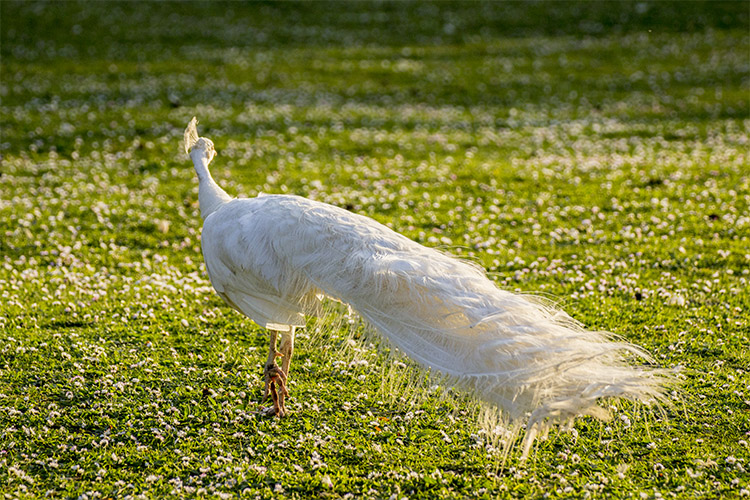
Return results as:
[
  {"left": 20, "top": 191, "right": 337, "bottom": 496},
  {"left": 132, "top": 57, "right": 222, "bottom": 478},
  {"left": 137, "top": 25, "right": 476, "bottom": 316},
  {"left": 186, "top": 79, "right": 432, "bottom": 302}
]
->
[{"left": 1, "top": 1, "right": 748, "bottom": 498}]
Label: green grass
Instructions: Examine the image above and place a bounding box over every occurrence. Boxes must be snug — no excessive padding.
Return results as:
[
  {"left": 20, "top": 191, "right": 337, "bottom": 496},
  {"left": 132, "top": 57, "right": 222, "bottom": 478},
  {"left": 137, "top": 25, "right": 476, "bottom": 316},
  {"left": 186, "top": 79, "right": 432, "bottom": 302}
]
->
[{"left": 1, "top": 1, "right": 749, "bottom": 498}]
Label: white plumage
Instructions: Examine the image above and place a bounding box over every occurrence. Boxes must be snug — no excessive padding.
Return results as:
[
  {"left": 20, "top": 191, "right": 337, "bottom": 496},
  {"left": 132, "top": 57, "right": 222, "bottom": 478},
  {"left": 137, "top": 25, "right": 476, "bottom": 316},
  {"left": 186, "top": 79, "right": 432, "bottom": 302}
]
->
[{"left": 184, "top": 118, "right": 666, "bottom": 458}]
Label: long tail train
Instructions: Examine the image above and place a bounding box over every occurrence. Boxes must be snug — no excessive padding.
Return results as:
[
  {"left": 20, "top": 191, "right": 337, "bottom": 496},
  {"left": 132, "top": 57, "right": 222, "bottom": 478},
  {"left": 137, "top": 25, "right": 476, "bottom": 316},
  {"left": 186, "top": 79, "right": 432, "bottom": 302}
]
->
[{"left": 294, "top": 221, "right": 669, "bottom": 458}]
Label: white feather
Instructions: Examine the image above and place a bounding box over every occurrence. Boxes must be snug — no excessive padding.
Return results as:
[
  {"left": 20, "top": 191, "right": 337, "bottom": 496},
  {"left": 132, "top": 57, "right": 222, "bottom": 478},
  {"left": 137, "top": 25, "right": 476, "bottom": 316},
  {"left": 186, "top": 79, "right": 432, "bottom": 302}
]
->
[
  {"left": 184, "top": 116, "right": 200, "bottom": 154},
  {"left": 186, "top": 119, "right": 668, "bottom": 458}
]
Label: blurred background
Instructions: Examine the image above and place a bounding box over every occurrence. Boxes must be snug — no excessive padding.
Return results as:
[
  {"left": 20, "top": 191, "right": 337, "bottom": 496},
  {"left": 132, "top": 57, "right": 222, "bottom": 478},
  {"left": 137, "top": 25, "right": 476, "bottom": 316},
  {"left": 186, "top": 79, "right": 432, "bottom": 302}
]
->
[
  {"left": 3, "top": 1, "right": 747, "bottom": 155},
  {"left": 2, "top": 1, "right": 747, "bottom": 263}
]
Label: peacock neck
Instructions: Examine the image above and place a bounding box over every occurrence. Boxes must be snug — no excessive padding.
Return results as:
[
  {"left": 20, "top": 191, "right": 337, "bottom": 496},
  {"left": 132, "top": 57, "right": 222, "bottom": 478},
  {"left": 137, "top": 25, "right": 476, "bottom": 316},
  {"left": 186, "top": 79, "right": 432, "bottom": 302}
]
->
[
  {"left": 199, "top": 178, "right": 232, "bottom": 220},
  {"left": 191, "top": 151, "right": 232, "bottom": 220}
]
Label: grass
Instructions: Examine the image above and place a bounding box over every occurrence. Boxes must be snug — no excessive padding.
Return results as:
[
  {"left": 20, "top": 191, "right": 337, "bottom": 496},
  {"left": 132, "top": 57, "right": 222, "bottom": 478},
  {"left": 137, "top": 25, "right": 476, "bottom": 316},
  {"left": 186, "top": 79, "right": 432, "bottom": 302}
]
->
[{"left": 1, "top": 1, "right": 749, "bottom": 498}]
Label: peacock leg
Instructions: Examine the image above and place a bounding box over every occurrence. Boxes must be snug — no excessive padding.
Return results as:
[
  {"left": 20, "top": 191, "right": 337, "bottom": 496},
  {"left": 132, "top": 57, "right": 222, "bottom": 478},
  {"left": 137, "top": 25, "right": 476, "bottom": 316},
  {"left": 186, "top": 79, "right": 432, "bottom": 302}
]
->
[
  {"left": 262, "top": 330, "right": 288, "bottom": 416},
  {"left": 278, "top": 327, "right": 295, "bottom": 377},
  {"left": 270, "top": 327, "right": 295, "bottom": 417}
]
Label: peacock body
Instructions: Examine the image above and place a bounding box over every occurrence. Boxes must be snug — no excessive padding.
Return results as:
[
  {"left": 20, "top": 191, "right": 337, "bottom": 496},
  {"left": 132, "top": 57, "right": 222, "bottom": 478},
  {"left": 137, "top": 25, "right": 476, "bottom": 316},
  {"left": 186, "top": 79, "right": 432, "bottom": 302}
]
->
[{"left": 185, "top": 117, "right": 666, "bottom": 457}]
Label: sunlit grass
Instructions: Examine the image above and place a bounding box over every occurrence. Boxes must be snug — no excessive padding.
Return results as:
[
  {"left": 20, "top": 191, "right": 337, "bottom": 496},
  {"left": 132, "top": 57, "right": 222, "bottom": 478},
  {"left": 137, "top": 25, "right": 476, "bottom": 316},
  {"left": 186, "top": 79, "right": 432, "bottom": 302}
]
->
[{"left": 1, "top": 2, "right": 748, "bottom": 498}]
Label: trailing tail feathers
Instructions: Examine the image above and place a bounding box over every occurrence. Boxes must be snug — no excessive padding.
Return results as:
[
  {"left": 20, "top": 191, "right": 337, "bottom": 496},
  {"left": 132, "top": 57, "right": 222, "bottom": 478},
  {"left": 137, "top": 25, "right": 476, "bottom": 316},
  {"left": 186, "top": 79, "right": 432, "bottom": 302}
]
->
[{"left": 311, "top": 244, "right": 668, "bottom": 459}]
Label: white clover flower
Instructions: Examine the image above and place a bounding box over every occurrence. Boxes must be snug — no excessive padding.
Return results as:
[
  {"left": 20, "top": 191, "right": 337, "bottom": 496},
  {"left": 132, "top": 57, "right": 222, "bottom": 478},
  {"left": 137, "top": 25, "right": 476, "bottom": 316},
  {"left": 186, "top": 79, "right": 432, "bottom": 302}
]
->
[{"left": 321, "top": 475, "right": 333, "bottom": 488}]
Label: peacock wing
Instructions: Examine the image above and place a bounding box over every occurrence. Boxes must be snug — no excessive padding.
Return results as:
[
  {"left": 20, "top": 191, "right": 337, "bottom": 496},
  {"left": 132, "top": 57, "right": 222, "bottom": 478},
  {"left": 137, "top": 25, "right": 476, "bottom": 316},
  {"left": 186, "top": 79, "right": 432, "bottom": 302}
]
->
[{"left": 200, "top": 196, "right": 322, "bottom": 332}]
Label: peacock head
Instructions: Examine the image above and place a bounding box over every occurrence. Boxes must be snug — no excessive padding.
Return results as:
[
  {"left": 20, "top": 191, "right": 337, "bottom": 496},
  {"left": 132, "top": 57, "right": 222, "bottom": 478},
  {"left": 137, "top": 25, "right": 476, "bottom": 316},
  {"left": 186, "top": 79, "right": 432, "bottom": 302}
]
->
[
  {"left": 184, "top": 117, "right": 218, "bottom": 170},
  {"left": 190, "top": 137, "right": 217, "bottom": 165}
]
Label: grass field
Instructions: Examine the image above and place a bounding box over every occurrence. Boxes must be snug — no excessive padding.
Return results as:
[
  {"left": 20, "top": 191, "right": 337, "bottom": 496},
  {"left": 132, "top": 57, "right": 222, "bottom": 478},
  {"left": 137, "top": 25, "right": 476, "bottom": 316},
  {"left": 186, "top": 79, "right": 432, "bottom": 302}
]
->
[{"left": 1, "top": 1, "right": 749, "bottom": 498}]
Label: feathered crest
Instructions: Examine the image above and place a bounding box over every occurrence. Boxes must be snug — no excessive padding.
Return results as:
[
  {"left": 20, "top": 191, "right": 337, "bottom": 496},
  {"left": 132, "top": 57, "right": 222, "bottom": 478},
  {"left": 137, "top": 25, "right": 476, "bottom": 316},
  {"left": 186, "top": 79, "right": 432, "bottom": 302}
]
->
[{"left": 184, "top": 116, "right": 200, "bottom": 154}]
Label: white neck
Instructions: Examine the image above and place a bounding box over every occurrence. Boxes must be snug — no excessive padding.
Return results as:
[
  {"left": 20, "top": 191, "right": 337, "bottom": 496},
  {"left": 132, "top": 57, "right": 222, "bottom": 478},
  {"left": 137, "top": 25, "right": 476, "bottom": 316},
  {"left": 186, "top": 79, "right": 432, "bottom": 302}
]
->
[{"left": 190, "top": 150, "right": 232, "bottom": 219}]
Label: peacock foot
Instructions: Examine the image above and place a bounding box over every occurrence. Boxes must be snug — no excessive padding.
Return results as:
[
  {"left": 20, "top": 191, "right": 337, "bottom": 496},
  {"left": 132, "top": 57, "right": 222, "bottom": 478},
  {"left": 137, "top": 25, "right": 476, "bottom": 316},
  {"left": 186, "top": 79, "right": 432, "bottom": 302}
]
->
[{"left": 262, "top": 360, "right": 289, "bottom": 417}]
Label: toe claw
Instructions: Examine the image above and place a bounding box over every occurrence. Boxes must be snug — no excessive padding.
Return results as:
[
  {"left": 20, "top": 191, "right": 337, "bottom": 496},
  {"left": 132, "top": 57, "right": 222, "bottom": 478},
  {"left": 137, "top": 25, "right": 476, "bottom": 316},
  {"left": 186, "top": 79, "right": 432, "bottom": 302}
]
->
[{"left": 262, "top": 360, "right": 290, "bottom": 417}]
